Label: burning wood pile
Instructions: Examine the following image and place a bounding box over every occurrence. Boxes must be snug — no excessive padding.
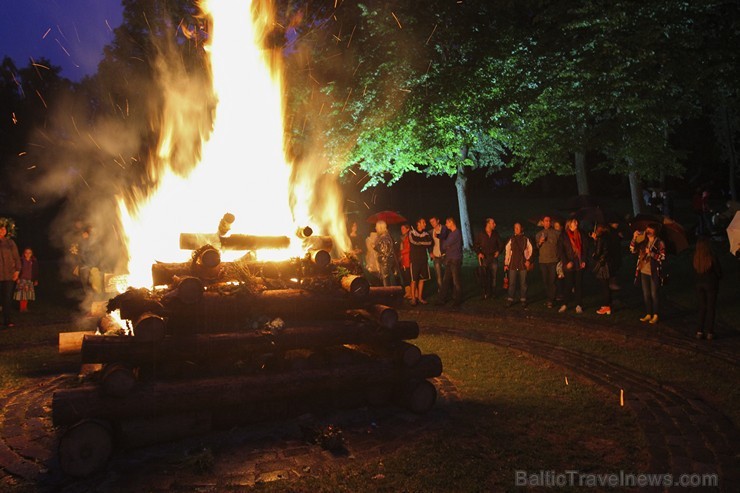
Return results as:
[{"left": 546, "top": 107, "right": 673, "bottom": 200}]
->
[{"left": 53, "top": 217, "right": 442, "bottom": 477}]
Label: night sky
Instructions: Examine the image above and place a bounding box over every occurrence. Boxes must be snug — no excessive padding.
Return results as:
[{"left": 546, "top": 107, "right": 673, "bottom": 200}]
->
[{"left": 0, "top": 0, "right": 123, "bottom": 80}]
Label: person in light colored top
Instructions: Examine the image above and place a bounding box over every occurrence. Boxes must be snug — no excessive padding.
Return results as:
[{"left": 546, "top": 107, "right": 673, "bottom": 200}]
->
[{"left": 504, "top": 222, "right": 533, "bottom": 308}]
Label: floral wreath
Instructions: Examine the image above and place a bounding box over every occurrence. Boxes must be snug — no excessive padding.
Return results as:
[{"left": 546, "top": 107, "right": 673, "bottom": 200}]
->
[{"left": 0, "top": 217, "right": 17, "bottom": 238}]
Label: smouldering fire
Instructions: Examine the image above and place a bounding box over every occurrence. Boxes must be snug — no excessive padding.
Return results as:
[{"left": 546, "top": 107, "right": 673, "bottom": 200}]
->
[{"left": 117, "top": 0, "right": 349, "bottom": 288}]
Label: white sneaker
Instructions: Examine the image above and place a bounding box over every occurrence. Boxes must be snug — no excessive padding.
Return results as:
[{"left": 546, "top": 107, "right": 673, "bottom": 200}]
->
[
  {"left": 558, "top": 304, "right": 567, "bottom": 313},
  {"left": 575, "top": 305, "right": 583, "bottom": 314}
]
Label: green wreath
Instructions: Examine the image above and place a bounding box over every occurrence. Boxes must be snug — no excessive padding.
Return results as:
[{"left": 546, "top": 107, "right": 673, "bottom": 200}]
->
[{"left": 0, "top": 217, "right": 17, "bottom": 238}]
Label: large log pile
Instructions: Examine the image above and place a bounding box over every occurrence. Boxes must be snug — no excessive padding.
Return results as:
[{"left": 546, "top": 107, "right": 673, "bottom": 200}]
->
[{"left": 53, "top": 228, "right": 442, "bottom": 477}]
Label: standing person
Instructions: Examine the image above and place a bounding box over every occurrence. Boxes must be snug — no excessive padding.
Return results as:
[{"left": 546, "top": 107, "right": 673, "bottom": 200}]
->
[
  {"left": 348, "top": 220, "right": 364, "bottom": 262},
  {"left": 14, "top": 247, "right": 39, "bottom": 312},
  {"left": 693, "top": 237, "right": 722, "bottom": 340},
  {"left": 504, "top": 222, "right": 533, "bottom": 308},
  {"left": 436, "top": 217, "right": 463, "bottom": 307},
  {"left": 374, "top": 220, "right": 398, "bottom": 287},
  {"left": 474, "top": 218, "right": 503, "bottom": 299},
  {"left": 535, "top": 216, "right": 560, "bottom": 308},
  {"left": 0, "top": 219, "right": 21, "bottom": 327},
  {"left": 365, "top": 230, "right": 380, "bottom": 285},
  {"left": 428, "top": 216, "right": 446, "bottom": 293},
  {"left": 558, "top": 218, "right": 588, "bottom": 314},
  {"left": 591, "top": 224, "right": 618, "bottom": 315},
  {"left": 409, "top": 218, "right": 433, "bottom": 305},
  {"left": 398, "top": 223, "right": 412, "bottom": 299},
  {"left": 630, "top": 224, "right": 666, "bottom": 324}
]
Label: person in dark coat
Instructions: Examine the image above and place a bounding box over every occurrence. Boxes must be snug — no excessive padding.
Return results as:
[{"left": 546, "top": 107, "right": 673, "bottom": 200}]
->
[
  {"left": 0, "top": 220, "right": 21, "bottom": 327},
  {"left": 474, "top": 218, "right": 503, "bottom": 299},
  {"left": 558, "top": 218, "right": 589, "bottom": 314},
  {"left": 693, "top": 237, "right": 722, "bottom": 340},
  {"left": 436, "top": 217, "right": 463, "bottom": 306},
  {"left": 591, "top": 224, "right": 619, "bottom": 315},
  {"left": 408, "top": 218, "right": 433, "bottom": 305}
]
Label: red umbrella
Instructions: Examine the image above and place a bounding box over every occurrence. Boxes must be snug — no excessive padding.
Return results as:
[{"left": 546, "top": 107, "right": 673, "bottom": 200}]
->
[{"left": 366, "top": 210, "right": 407, "bottom": 225}]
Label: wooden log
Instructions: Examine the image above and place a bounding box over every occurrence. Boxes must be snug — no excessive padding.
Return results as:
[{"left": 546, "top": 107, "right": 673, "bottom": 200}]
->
[
  {"left": 79, "top": 321, "right": 421, "bottom": 364},
  {"left": 218, "top": 213, "right": 236, "bottom": 236},
  {"left": 349, "top": 341, "right": 422, "bottom": 368},
  {"left": 152, "top": 261, "right": 191, "bottom": 286},
  {"left": 303, "top": 235, "right": 333, "bottom": 251},
  {"left": 308, "top": 249, "right": 331, "bottom": 268},
  {"left": 133, "top": 312, "right": 166, "bottom": 342},
  {"left": 165, "top": 287, "right": 405, "bottom": 331},
  {"left": 52, "top": 353, "right": 442, "bottom": 426},
  {"left": 162, "top": 276, "right": 204, "bottom": 305},
  {"left": 101, "top": 363, "right": 137, "bottom": 397},
  {"left": 349, "top": 304, "right": 398, "bottom": 328},
  {"left": 180, "top": 233, "right": 291, "bottom": 251},
  {"left": 118, "top": 412, "right": 211, "bottom": 449},
  {"left": 340, "top": 274, "right": 370, "bottom": 298},
  {"left": 58, "top": 419, "right": 114, "bottom": 477},
  {"left": 396, "top": 379, "right": 437, "bottom": 414},
  {"left": 97, "top": 314, "right": 125, "bottom": 335},
  {"left": 296, "top": 226, "right": 313, "bottom": 239},
  {"left": 59, "top": 331, "right": 95, "bottom": 355}
]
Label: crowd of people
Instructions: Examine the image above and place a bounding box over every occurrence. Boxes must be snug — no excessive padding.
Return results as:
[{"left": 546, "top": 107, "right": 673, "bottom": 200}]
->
[{"left": 354, "top": 211, "right": 736, "bottom": 341}]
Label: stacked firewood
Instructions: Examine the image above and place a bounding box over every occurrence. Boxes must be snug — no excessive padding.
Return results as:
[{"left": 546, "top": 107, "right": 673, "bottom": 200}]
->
[{"left": 53, "top": 229, "right": 442, "bottom": 477}]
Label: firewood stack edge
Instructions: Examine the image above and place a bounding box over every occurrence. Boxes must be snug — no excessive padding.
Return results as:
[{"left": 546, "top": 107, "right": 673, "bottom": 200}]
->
[{"left": 53, "top": 228, "right": 443, "bottom": 477}]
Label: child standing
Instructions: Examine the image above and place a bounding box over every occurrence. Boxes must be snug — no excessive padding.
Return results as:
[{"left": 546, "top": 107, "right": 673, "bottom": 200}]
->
[{"left": 14, "top": 248, "right": 38, "bottom": 312}]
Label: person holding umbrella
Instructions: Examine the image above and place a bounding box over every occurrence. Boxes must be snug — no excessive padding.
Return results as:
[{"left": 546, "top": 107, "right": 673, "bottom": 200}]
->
[{"left": 630, "top": 224, "right": 666, "bottom": 324}]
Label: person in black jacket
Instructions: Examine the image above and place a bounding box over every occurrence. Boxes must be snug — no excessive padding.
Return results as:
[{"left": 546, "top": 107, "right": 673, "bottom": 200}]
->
[
  {"left": 693, "top": 237, "right": 722, "bottom": 340},
  {"left": 591, "top": 224, "right": 619, "bottom": 315},
  {"left": 474, "top": 218, "right": 503, "bottom": 299}
]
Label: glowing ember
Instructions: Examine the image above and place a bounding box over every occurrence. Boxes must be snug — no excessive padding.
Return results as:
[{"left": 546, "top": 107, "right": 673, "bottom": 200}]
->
[{"left": 117, "top": 0, "right": 348, "bottom": 288}]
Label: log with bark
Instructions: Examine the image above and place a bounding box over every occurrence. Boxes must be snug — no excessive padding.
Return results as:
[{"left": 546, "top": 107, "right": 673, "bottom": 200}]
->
[
  {"left": 180, "top": 233, "right": 291, "bottom": 251},
  {"left": 163, "top": 286, "right": 403, "bottom": 331},
  {"left": 80, "top": 320, "right": 421, "bottom": 364},
  {"left": 52, "top": 353, "right": 442, "bottom": 426}
]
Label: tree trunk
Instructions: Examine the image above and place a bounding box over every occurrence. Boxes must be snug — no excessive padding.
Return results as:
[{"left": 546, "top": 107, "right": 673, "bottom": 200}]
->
[
  {"left": 575, "top": 151, "right": 589, "bottom": 195},
  {"left": 455, "top": 147, "right": 473, "bottom": 250},
  {"left": 627, "top": 161, "right": 644, "bottom": 216},
  {"left": 721, "top": 105, "right": 738, "bottom": 201}
]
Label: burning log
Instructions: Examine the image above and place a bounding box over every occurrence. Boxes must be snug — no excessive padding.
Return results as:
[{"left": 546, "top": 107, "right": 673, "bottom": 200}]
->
[
  {"left": 303, "top": 235, "right": 333, "bottom": 251},
  {"left": 180, "top": 233, "right": 290, "bottom": 251},
  {"left": 80, "top": 321, "right": 421, "bottom": 364},
  {"left": 296, "top": 225, "right": 313, "bottom": 238},
  {"left": 308, "top": 249, "right": 331, "bottom": 268},
  {"left": 52, "top": 354, "right": 442, "bottom": 426}
]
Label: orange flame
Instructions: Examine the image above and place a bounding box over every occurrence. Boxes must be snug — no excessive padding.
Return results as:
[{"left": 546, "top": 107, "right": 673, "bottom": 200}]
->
[{"left": 117, "top": 0, "right": 349, "bottom": 288}]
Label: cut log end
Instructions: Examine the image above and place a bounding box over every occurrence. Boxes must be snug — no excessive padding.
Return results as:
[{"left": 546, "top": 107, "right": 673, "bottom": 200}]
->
[
  {"left": 58, "top": 419, "right": 114, "bottom": 478},
  {"left": 398, "top": 380, "right": 437, "bottom": 414},
  {"left": 101, "top": 364, "right": 136, "bottom": 397}
]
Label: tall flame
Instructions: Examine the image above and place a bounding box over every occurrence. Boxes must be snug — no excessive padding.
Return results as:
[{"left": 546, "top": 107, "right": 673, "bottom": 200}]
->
[{"left": 118, "top": 0, "right": 348, "bottom": 288}]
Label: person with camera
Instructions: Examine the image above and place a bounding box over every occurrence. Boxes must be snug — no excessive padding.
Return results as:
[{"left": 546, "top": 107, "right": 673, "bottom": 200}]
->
[{"left": 630, "top": 224, "right": 666, "bottom": 324}]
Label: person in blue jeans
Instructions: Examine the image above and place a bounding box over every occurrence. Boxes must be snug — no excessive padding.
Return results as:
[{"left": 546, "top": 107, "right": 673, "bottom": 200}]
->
[
  {"left": 504, "top": 222, "right": 533, "bottom": 308},
  {"left": 436, "top": 217, "right": 463, "bottom": 306}
]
